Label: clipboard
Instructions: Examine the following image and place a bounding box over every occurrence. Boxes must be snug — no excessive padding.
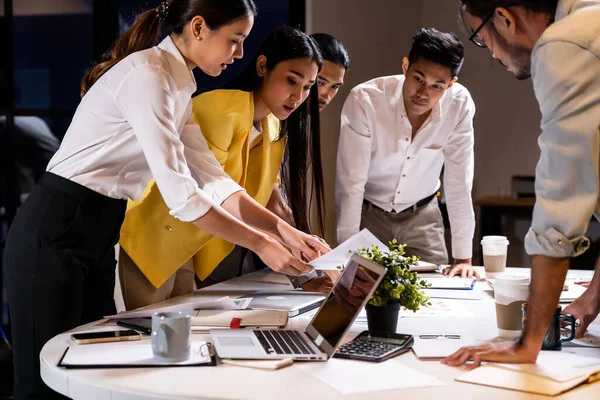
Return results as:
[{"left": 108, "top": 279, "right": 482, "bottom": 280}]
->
[{"left": 58, "top": 340, "right": 216, "bottom": 369}]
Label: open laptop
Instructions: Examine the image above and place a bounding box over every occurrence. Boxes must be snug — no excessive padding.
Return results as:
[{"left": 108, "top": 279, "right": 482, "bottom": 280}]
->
[
  {"left": 240, "top": 291, "right": 326, "bottom": 317},
  {"left": 210, "top": 254, "right": 387, "bottom": 361}
]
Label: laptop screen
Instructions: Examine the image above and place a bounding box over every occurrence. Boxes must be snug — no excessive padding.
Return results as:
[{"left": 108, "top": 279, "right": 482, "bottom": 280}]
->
[{"left": 306, "top": 254, "right": 386, "bottom": 355}]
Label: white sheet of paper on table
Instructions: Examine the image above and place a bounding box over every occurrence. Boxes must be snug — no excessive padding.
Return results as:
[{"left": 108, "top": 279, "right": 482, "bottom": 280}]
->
[
  {"left": 402, "top": 299, "right": 473, "bottom": 318},
  {"left": 105, "top": 296, "right": 246, "bottom": 320},
  {"left": 296, "top": 358, "right": 443, "bottom": 394},
  {"left": 495, "top": 351, "right": 600, "bottom": 382}
]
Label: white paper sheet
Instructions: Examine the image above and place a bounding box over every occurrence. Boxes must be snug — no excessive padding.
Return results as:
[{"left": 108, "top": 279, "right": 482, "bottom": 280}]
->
[
  {"left": 60, "top": 339, "right": 212, "bottom": 367},
  {"left": 105, "top": 296, "right": 245, "bottom": 320},
  {"left": 495, "top": 351, "right": 600, "bottom": 382},
  {"left": 423, "top": 288, "right": 486, "bottom": 300},
  {"left": 296, "top": 358, "right": 443, "bottom": 394},
  {"left": 308, "top": 229, "right": 387, "bottom": 270},
  {"left": 424, "top": 277, "right": 476, "bottom": 290},
  {"left": 308, "top": 228, "right": 438, "bottom": 270},
  {"left": 402, "top": 299, "right": 473, "bottom": 318}
]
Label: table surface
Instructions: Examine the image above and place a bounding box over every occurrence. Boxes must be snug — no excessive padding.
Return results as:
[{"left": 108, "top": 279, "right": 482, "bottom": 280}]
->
[{"left": 41, "top": 267, "right": 600, "bottom": 400}]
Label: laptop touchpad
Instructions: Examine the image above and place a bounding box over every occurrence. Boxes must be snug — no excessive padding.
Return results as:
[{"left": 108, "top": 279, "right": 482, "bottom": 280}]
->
[{"left": 217, "top": 337, "right": 255, "bottom": 347}]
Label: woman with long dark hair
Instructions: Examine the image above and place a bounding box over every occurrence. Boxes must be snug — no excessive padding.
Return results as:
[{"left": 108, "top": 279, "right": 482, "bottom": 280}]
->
[
  {"left": 3, "top": 2, "right": 328, "bottom": 398},
  {"left": 118, "top": 26, "right": 329, "bottom": 309}
]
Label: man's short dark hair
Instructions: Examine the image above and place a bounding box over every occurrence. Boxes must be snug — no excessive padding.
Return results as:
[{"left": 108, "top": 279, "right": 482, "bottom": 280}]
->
[
  {"left": 458, "top": 0, "right": 559, "bottom": 20},
  {"left": 310, "top": 33, "right": 350, "bottom": 70},
  {"left": 408, "top": 28, "right": 464, "bottom": 77}
]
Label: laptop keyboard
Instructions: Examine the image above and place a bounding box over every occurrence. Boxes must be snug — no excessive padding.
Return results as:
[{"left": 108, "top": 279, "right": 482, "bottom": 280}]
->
[{"left": 253, "top": 330, "right": 316, "bottom": 355}]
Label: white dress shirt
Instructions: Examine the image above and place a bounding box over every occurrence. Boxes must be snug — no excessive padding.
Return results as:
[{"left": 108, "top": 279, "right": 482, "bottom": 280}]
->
[
  {"left": 47, "top": 36, "right": 243, "bottom": 222},
  {"left": 525, "top": 0, "right": 600, "bottom": 258},
  {"left": 336, "top": 74, "right": 476, "bottom": 259}
]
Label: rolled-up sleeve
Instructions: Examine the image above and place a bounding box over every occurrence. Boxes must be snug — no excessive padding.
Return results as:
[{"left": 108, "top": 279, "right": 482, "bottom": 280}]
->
[
  {"left": 443, "top": 94, "right": 476, "bottom": 260},
  {"left": 525, "top": 42, "right": 600, "bottom": 258},
  {"left": 336, "top": 91, "right": 372, "bottom": 244},
  {"left": 180, "top": 115, "right": 245, "bottom": 205},
  {"left": 116, "top": 65, "right": 214, "bottom": 222}
]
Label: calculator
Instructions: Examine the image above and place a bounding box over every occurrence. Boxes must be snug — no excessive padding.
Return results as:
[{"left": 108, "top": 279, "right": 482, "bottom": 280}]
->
[{"left": 334, "top": 331, "right": 414, "bottom": 362}]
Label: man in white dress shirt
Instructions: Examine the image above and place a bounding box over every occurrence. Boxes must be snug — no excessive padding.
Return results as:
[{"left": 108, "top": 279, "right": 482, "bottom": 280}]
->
[
  {"left": 444, "top": 0, "right": 600, "bottom": 367},
  {"left": 336, "top": 28, "right": 477, "bottom": 278}
]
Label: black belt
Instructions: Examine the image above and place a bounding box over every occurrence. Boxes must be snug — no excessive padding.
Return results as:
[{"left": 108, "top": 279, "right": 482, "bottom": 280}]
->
[{"left": 363, "top": 192, "right": 437, "bottom": 215}]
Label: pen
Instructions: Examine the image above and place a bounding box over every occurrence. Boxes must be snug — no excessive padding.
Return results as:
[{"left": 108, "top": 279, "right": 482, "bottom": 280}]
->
[{"left": 116, "top": 321, "right": 151, "bottom": 335}]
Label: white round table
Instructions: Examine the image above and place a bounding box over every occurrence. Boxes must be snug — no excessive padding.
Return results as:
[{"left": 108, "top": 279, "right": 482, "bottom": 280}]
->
[{"left": 41, "top": 268, "right": 600, "bottom": 399}]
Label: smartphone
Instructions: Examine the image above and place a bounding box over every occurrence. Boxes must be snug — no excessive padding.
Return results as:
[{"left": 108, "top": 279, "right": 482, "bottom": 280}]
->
[{"left": 70, "top": 329, "right": 142, "bottom": 345}]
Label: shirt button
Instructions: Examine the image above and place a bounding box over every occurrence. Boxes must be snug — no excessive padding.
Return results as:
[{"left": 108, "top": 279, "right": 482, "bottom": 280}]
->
[
  {"left": 166, "top": 225, "right": 173, "bottom": 231},
  {"left": 558, "top": 239, "right": 563, "bottom": 245},
  {"left": 405, "top": 138, "right": 409, "bottom": 142},
  {"left": 402, "top": 174, "right": 406, "bottom": 177},
  {"left": 407, "top": 156, "right": 411, "bottom": 160},
  {"left": 397, "top": 191, "right": 401, "bottom": 194},
  {"left": 391, "top": 202, "right": 396, "bottom": 206}
]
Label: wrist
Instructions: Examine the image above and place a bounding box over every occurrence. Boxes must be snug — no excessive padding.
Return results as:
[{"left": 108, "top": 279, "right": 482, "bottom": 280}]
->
[
  {"left": 454, "top": 258, "right": 472, "bottom": 265},
  {"left": 249, "top": 232, "right": 272, "bottom": 254}
]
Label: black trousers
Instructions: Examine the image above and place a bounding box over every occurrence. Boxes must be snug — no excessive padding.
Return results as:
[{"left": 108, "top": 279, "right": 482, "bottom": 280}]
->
[{"left": 3, "top": 172, "right": 126, "bottom": 399}]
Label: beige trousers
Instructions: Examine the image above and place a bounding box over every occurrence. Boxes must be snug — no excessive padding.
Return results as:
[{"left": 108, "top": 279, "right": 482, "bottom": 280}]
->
[
  {"left": 360, "top": 197, "right": 449, "bottom": 264},
  {"left": 118, "top": 249, "right": 195, "bottom": 311}
]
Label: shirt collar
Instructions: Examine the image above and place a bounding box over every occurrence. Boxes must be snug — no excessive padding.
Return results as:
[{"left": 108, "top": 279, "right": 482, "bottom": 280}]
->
[{"left": 157, "top": 35, "right": 196, "bottom": 91}]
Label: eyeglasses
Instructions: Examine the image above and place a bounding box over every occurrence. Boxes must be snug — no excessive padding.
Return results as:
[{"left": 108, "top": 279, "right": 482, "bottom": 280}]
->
[
  {"left": 468, "top": 10, "right": 495, "bottom": 48},
  {"left": 464, "top": 4, "right": 515, "bottom": 48}
]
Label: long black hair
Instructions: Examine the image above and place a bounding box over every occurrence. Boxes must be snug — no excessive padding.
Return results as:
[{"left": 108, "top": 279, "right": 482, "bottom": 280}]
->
[
  {"left": 81, "top": 0, "right": 257, "bottom": 97},
  {"left": 222, "top": 26, "right": 326, "bottom": 235}
]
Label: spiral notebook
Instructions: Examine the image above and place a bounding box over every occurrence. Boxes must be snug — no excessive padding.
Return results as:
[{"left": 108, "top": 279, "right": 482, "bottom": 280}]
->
[{"left": 58, "top": 339, "right": 215, "bottom": 369}]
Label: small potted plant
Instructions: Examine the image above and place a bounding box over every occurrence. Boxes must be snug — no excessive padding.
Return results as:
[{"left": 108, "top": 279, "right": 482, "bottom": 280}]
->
[{"left": 355, "top": 240, "right": 431, "bottom": 332}]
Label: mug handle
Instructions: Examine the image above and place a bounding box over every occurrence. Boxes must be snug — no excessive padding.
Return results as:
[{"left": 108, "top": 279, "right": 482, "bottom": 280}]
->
[
  {"left": 157, "top": 322, "right": 169, "bottom": 355},
  {"left": 559, "top": 313, "right": 576, "bottom": 343}
]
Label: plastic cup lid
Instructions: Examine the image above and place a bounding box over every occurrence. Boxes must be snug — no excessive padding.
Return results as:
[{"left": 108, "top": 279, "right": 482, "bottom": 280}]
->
[
  {"left": 494, "top": 274, "right": 529, "bottom": 286},
  {"left": 481, "top": 236, "right": 509, "bottom": 245}
]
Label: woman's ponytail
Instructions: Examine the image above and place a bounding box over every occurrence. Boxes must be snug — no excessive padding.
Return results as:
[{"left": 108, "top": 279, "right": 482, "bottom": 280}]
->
[{"left": 80, "top": 8, "right": 162, "bottom": 97}]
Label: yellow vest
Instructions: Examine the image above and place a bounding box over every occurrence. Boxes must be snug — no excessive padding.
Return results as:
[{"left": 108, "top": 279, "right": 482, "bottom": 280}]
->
[{"left": 119, "top": 90, "right": 284, "bottom": 288}]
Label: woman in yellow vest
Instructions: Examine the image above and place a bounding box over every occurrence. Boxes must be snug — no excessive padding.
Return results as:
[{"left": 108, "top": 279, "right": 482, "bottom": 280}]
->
[{"left": 119, "top": 27, "right": 329, "bottom": 309}]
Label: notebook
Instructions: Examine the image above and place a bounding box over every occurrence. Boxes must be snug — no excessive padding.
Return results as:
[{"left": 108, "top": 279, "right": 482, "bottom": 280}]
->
[
  {"left": 456, "top": 351, "right": 600, "bottom": 396},
  {"left": 59, "top": 339, "right": 215, "bottom": 368},
  {"left": 191, "top": 309, "right": 288, "bottom": 328}
]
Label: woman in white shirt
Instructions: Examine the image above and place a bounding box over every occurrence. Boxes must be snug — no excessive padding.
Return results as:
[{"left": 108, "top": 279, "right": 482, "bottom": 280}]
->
[{"left": 3, "top": 1, "right": 327, "bottom": 398}]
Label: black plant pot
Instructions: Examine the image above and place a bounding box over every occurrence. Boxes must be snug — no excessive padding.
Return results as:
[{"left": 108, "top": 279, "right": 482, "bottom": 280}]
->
[{"left": 365, "top": 303, "right": 401, "bottom": 333}]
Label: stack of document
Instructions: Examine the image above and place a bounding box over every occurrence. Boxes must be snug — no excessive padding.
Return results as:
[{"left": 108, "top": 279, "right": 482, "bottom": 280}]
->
[
  {"left": 456, "top": 351, "right": 600, "bottom": 395},
  {"left": 191, "top": 309, "right": 288, "bottom": 331},
  {"left": 105, "top": 296, "right": 249, "bottom": 320}
]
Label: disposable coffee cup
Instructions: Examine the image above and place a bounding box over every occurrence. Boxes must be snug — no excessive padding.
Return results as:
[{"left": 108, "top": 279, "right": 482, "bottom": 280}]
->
[
  {"left": 494, "top": 275, "right": 530, "bottom": 339},
  {"left": 481, "top": 236, "right": 509, "bottom": 278}
]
